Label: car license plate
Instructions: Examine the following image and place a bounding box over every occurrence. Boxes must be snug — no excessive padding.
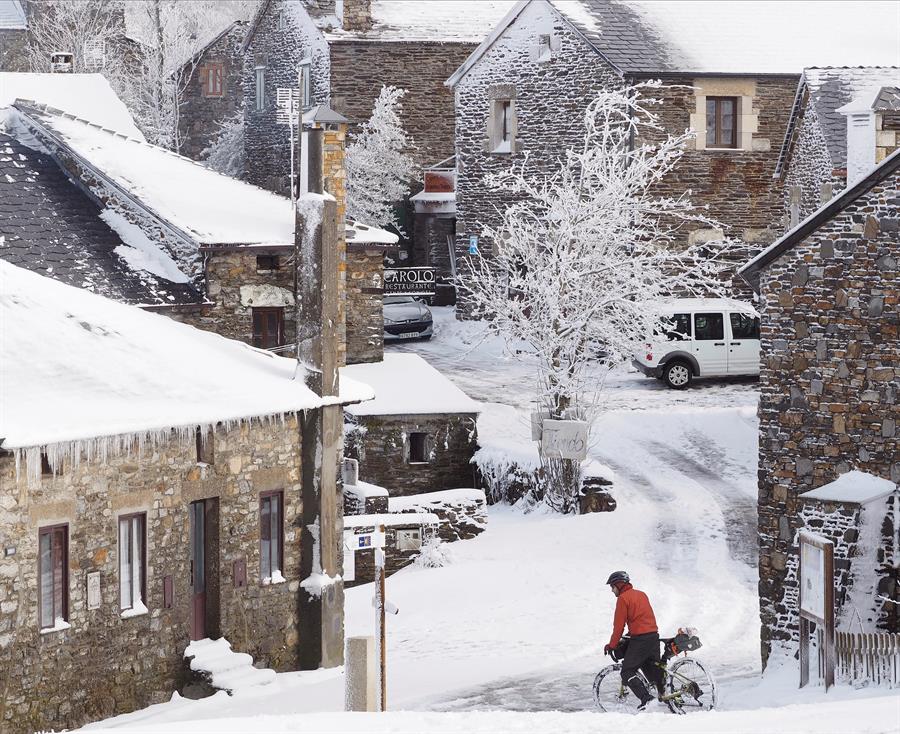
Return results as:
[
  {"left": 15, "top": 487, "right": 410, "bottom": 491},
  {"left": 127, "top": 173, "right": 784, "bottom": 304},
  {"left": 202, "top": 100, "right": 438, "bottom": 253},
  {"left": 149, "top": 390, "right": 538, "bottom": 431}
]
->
[{"left": 398, "top": 331, "right": 419, "bottom": 338}]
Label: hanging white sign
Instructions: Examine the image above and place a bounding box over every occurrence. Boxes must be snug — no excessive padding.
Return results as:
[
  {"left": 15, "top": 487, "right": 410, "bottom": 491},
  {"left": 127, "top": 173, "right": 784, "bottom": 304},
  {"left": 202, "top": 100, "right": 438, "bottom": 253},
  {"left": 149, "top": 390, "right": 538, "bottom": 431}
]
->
[{"left": 540, "top": 419, "right": 589, "bottom": 461}]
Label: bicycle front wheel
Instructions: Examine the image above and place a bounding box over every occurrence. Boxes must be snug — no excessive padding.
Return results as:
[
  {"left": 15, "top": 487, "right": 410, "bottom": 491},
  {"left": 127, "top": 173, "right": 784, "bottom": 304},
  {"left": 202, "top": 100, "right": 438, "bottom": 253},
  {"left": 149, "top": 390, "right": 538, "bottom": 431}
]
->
[
  {"left": 667, "top": 657, "right": 717, "bottom": 712},
  {"left": 593, "top": 664, "right": 641, "bottom": 714}
]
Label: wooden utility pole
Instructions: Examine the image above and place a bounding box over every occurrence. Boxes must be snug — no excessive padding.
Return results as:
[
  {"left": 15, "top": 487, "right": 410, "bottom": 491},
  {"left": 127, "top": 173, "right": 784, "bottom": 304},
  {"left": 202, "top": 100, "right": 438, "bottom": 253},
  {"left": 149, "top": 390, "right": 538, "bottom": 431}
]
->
[{"left": 374, "top": 523, "right": 387, "bottom": 711}]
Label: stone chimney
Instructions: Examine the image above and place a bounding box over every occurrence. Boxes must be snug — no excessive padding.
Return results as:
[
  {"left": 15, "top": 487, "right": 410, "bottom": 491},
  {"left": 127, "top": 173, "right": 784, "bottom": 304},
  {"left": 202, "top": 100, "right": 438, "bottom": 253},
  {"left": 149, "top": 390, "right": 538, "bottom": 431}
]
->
[
  {"left": 838, "top": 86, "right": 900, "bottom": 183},
  {"left": 341, "top": 0, "right": 372, "bottom": 31}
]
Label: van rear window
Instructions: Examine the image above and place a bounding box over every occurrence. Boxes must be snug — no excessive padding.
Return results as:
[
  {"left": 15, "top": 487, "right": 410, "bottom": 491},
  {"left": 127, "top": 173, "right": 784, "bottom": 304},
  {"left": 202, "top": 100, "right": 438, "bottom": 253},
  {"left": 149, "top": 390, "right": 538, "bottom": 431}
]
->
[
  {"left": 730, "top": 313, "right": 760, "bottom": 339},
  {"left": 656, "top": 313, "right": 691, "bottom": 341}
]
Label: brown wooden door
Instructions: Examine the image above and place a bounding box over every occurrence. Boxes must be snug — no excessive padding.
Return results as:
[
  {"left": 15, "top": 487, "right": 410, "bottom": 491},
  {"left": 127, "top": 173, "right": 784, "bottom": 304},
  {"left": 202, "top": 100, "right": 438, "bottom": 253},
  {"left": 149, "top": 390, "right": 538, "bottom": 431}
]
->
[
  {"left": 252, "top": 307, "right": 285, "bottom": 349},
  {"left": 189, "top": 500, "right": 206, "bottom": 640}
]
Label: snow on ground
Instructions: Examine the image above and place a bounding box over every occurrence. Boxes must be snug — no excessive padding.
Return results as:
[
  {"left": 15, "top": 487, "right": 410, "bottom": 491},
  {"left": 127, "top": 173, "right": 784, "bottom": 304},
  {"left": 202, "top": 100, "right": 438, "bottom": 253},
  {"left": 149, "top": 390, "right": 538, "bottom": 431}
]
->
[{"left": 81, "top": 307, "right": 898, "bottom": 732}]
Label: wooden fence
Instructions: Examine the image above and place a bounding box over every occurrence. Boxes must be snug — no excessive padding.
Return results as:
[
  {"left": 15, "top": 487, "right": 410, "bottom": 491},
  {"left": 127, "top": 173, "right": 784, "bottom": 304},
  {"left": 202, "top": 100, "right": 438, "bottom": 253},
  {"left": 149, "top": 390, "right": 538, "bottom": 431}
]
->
[{"left": 835, "top": 632, "right": 900, "bottom": 687}]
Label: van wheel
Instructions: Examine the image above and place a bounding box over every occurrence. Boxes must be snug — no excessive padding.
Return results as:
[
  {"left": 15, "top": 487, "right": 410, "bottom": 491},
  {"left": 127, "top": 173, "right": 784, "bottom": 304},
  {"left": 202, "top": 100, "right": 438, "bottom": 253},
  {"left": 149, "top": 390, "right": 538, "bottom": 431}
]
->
[{"left": 664, "top": 361, "right": 692, "bottom": 390}]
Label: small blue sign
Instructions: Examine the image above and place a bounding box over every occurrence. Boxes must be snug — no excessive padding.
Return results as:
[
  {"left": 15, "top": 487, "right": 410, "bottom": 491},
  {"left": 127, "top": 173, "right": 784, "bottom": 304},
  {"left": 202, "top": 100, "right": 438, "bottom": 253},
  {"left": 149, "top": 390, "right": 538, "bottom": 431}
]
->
[
  {"left": 468, "top": 235, "right": 479, "bottom": 255},
  {"left": 358, "top": 535, "right": 372, "bottom": 549}
]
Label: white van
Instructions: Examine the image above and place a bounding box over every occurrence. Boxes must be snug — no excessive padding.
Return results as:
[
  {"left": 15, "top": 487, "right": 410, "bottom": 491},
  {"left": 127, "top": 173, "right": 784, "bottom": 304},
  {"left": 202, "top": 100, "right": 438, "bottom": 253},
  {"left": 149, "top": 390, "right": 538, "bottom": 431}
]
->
[{"left": 632, "top": 299, "right": 760, "bottom": 389}]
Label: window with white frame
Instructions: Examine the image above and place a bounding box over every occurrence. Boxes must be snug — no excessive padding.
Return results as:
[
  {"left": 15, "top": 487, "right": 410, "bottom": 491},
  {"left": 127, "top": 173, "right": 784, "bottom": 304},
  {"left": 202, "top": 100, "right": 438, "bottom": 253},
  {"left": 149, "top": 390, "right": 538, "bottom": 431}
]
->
[
  {"left": 255, "top": 66, "right": 266, "bottom": 111},
  {"left": 83, "top": 39, "right": 105, "bottom": 71},
  {"left": 119, "top": 514, "right": 147, "bottom": 613},
  {"left": 299, "top": 59, "right": 312, "bottom": 108},
  {"left": 537, "top": 33, "right": 552, "bottom": 62}
]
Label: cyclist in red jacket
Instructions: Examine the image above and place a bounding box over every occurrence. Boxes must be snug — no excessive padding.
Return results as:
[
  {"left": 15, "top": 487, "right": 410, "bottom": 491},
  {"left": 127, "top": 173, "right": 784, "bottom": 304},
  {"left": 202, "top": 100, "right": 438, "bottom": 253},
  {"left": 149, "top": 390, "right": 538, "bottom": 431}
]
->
[{"left": 603, "top": 571, "right": 663, "bottom": 710}]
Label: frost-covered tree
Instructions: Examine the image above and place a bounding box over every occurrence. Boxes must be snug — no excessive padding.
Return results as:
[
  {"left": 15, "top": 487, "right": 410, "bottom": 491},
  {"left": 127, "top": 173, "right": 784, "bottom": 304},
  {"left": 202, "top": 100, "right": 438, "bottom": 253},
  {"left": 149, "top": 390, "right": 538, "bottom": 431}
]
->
[
  {"left": 463, "top": 82, "right": 737, "bottom": 512},
  {"left": 345, "top": 85, "right": 417, "bottom": 231},
  {"left": 26, "top": 0, "right": 128, "bottom": 76},
  {"left": 201, "top": 110, "right": 245, "bottom": 177}
]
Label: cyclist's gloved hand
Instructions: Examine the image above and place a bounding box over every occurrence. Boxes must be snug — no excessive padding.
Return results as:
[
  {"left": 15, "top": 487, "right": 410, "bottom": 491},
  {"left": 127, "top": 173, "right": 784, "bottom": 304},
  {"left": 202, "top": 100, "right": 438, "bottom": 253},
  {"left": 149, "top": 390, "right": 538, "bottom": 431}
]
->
[{"left": 603, "top": 644, "right": 611, "bottom": 656}]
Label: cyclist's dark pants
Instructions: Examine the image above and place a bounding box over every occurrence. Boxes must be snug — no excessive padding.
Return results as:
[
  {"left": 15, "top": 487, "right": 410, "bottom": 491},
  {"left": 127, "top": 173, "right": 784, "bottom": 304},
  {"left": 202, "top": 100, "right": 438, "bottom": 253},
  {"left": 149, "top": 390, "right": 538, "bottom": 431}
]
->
[{"left": 621, "top": 632, "right": 663, "bottom": 703}]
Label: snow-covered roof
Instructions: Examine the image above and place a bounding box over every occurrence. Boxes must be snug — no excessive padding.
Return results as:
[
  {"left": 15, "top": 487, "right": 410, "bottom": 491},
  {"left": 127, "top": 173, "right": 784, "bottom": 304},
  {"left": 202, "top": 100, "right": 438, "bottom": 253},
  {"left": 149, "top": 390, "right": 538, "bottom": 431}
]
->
[
  {"left": 346, "top": 221, "right": 399, "bottom": 246},
  {"left": 344, "top": 480, "right": 390, "bottom": 499},
  {"left": 0, "top": 1, "right": 25, "bottom": 30},
  {"left": 343, "top": 512, "right": 440, "bottom": 529},
  {"left": 777, "top": 67, "right": 900, "bottom": 176},
  {"left": 449, "top": 0, "right": 900, "bottom": 85},
  {"left": 341, "top": 353, "right": 481, "bottom": 417},
  {"left": 0, "top": 134, "right": 201, "bottom": 308},
  {"left": 0, "top": 73, "right": 144, "bottom": 140},
  {"left": 328, "top": 1, "right": 517, "bottom": 42},
  {"left": 801, "top": 471, "right": 898, "bottom": 505},
  {"left": 0, "top": 261, "right": 373, "bottom": 450},
  {"left": 17, "top": 104, "right": 298, "bottom": 247},
  {"left": 389, "top": 488, "right": 486, "bottom": 512}
]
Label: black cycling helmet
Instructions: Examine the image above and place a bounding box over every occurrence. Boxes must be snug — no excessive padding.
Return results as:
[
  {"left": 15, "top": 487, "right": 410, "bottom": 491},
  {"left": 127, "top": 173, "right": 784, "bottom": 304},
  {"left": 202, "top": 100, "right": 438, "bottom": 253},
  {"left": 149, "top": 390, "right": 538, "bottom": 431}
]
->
[{"left": 606, "top": 571, "right": 630, "bottom": 586}]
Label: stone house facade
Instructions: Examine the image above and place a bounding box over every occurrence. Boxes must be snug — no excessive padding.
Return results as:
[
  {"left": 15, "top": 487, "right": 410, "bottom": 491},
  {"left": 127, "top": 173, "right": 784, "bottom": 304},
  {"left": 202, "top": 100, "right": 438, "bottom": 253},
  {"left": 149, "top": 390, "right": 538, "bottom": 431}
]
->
[
  {"left": 177, "top": 21, "right": 248, "bottom": 162},
  {"left": 0, "top": 261, "right": 370, "bottom": 732},
  {"left": 738, "top": 147, "right": 900, "bottom": 667},
  {"left": 240, "top": 0, "right": 511, "bottom": 195},
  {"left": 446, "top": 0, "right": 900, "bottom": 314},
  {"left": 341, "top": 353, "right": 481, "bottom": 496},
  {"left": 776, "top": 67, "right": 900, "bottom": 227}
]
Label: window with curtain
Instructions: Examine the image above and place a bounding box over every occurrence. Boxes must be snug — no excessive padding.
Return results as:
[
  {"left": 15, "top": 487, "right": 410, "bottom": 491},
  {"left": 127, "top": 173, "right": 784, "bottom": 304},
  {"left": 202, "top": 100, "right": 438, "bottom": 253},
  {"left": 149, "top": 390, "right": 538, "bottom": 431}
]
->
[
  {"left": 38, "top": 525, "right": 68, "bottom": 629},
  {"left": 260, "top": 492, "right": 284, "bottom": 583},
  {"left": 119, "top": 514, "right": 146, "bottom": 612}
]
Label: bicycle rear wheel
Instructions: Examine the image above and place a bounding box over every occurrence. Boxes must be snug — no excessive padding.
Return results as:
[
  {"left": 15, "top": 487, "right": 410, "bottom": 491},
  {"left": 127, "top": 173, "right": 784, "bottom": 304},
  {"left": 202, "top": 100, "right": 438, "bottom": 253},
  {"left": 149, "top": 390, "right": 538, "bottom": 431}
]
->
[
  {"left": 593, "top": 664, "right": 641, "bottom": 714},
  {"left": 667, "top": 657, "right": 717, "bottom": 712}
]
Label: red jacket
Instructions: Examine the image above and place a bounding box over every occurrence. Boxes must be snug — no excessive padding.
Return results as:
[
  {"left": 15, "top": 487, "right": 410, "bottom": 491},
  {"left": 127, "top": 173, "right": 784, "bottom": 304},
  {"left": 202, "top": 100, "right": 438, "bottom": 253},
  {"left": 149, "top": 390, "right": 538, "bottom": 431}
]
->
[{"left": 608, "top": 584, "right": 658, "bottom": 648}]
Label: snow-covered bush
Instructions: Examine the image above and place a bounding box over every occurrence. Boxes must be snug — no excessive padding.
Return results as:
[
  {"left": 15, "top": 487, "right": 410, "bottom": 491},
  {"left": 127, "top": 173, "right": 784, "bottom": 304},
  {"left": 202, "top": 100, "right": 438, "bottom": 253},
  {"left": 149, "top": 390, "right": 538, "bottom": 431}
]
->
[
  {"left": 201, "top": 111, "right": 245, "bottom": 177},
  {"left": 345, "top": 85, "right": 417, "bottom": 232},
  {"left": 462, "top": 82, "right": 738, "bottom": 513},
  {"left": 414, "top": 537, "right": 451, "bottom": 569}
]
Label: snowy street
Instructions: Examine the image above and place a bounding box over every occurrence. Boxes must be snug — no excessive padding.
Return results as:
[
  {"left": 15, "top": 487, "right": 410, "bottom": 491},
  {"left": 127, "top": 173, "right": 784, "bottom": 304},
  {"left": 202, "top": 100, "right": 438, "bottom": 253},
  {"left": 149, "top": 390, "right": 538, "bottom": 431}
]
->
[{"left": 80, "top": 309, "right": 898, "bottom": 732}]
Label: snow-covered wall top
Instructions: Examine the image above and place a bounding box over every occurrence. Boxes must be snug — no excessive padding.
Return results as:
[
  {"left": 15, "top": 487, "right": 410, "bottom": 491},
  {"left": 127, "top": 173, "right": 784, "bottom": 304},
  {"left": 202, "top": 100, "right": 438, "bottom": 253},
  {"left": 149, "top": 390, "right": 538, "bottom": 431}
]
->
[
  {"left": 341, "top": 353, "right": 481, "bottom": 416},
  {"left": 21, "top": 106, "right": 298, "bottom": 247},
  {"left": 0, "top": 73, "right": 144, "bottom": 140},
  {"left": 800, "top": 470, "right": 897, "bottom": 505},
  {"left": 0, "top": 261, "right": 374, "bottom": 450}
]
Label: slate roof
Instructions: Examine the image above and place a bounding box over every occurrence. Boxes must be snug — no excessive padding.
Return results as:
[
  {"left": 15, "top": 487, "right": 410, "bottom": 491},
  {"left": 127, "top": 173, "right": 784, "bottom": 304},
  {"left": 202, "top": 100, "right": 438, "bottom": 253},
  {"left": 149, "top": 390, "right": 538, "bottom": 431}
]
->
[
  {"left": 0, "top": 134, "right": 203, "bottom": 308},
  {"left": 449, "top": 0, "right": 900, "bottom": 86},
  {"left": 0, "top": 0, "right": 25, "bottom": 30},
  {"left": 776, "top": 67, "right": 900, "bottom": 177},
  {"left": 739, "top": 146, "right": 900, "bottom": 290}
]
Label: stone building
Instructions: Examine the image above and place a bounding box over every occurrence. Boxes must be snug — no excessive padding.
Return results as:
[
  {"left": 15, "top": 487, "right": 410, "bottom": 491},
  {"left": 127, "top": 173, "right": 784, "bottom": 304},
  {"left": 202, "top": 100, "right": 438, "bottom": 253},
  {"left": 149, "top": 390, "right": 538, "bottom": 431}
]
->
[
  {"left": 738, "top": 145, "right": 900, "bottom": 666},
  {"left": 240, "top": 0, "right": 513, "bottom": 195},
  {"left": 446, "top": 0, "right": 900, "bottom": 314},
  {"left": 0, "top": 0, "right": 28, "bottom": 71},
  {"left": 342, "top": 353, "right": 481, "bottom": 495},
  {"left": 176, "top": 21, "right": 248, "bottom": 162},
  {"left": 0, "top": 261, "right": 371, "bottom": 732},
  {"left": 776, "top": 67, "right": 900, "bottom": 227}
]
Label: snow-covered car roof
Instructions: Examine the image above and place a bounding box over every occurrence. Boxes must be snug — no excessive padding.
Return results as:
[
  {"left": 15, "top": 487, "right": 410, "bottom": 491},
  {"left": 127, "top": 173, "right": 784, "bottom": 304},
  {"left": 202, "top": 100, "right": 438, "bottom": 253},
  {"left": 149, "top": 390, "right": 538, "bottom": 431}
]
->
[
  {"left": 0, "top": 73, "right": 145, "bottom": 140},
  {"left": 341, "top": 353, "right": 481, "bottom": 417},
  {"left": 652, "top": 298, "right": 759, "bottom": 317},
  {"left": 0, "top": 261, "right": 373, "bottom": 453}
]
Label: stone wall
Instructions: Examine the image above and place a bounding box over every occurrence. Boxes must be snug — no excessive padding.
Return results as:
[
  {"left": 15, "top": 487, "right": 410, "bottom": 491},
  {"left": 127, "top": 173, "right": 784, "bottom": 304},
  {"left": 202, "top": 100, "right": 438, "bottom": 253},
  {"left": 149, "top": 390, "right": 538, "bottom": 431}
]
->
[
  {"left": 0, "top": 418, "right": 306, "bottom": 732},
  {"left": 781, "top": 95, "right": 846, "bottom": 225},
  {"left": 178, "top": 248, "right": 295, "bottom": 346},
  {"left": 178, "top": 23, "right": 247, "bottom": 162},
  {"left": 756, "top": 167, "right": 900, "bottom": 665},
  {"left": 243, "top": 0, "right": 331, "bottom": 194},
  {"left": 345, "top": 248, "right": 383, "bottom": 364},
  {"left": 0, "top": 29, "right": 28, "bottom": 71},
  {"left": 344, "top": 412, "right": 478, "bottom": 496},
  {"left": 328, "top": 39, "right": 473, "bottom": 171},
  {"left": 388, "top": 488, "right": 487, "bottom": 542}
]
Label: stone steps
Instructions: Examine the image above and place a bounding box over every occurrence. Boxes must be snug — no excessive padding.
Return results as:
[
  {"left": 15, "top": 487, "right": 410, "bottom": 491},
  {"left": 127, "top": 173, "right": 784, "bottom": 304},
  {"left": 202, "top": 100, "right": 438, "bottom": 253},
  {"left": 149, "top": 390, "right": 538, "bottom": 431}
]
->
[{"left": 184, "top": 637, "right": 276, "bottom": 696}]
